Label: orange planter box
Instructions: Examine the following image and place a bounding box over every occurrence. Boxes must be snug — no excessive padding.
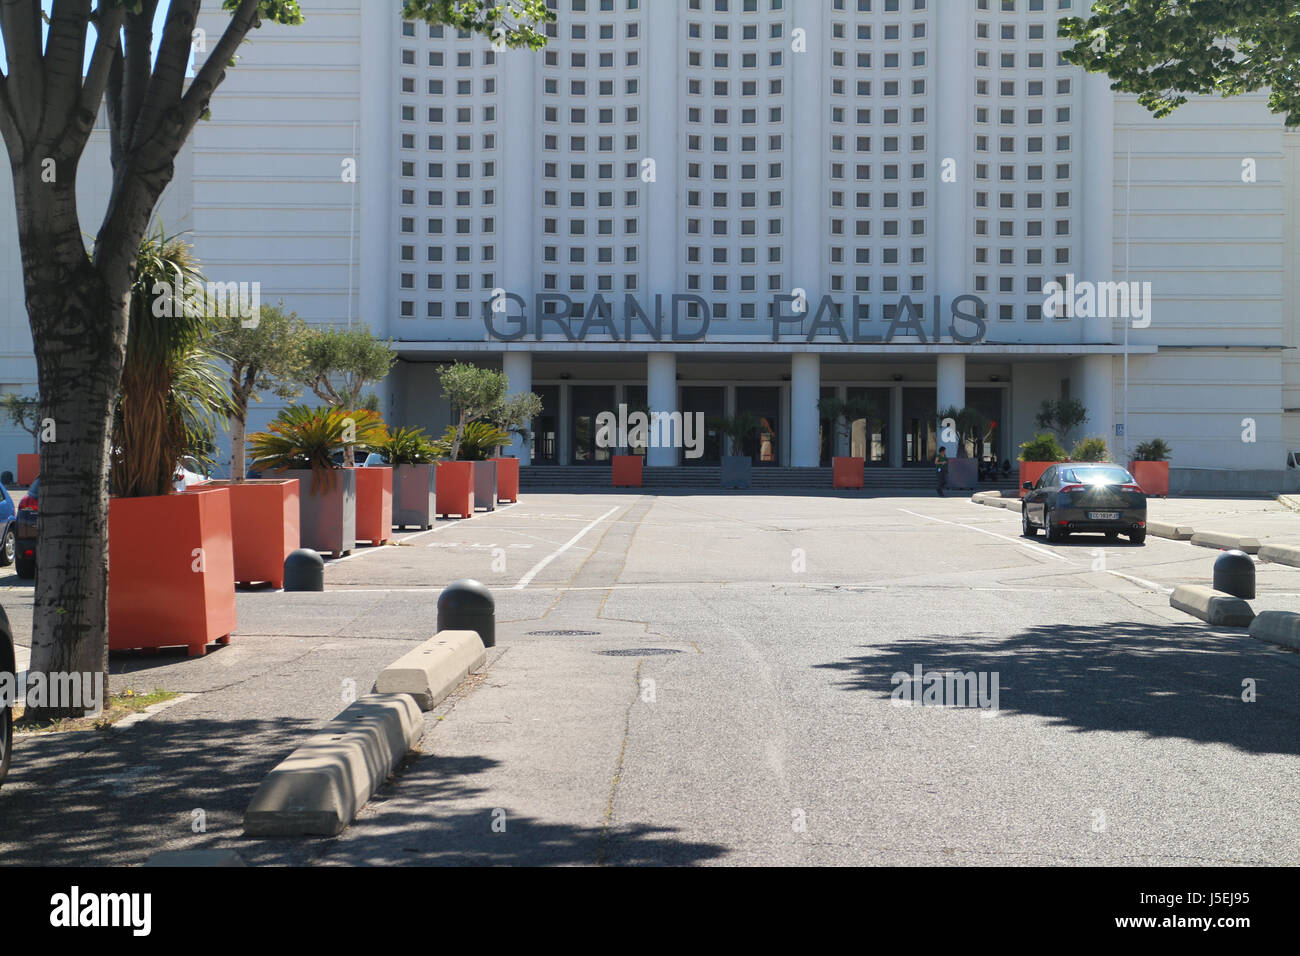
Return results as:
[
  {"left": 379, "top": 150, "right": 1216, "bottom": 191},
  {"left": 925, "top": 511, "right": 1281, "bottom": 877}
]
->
[
  {"left": 350, "top": 466, "right": 393, "bottom": 545},
  {"left": 1019, "top": 461, "right": 1054, "bottom": 496},
  {"left": 1128, "top": 460, "right": 1170, "bottom": 498},
  {"left": 832, "top": 457, "right": 865, "bottom": 489},
  {"left": 16, "top": 453, "right": 38, "bottom": 486},
  {"left": 612, "top": 455, "right": 643, "bottom": 488},
  {"left": 491, "top": 457, "right": 520, "bottom": 503},
  {"left": 200, "top": 480, "right": 299, "bottom": 588},
  {"left": 109, "top": 486, "right": 237, "bottom": 657},
  {"left": 435, "top": 461, "right": 475, "bottom": 518}
]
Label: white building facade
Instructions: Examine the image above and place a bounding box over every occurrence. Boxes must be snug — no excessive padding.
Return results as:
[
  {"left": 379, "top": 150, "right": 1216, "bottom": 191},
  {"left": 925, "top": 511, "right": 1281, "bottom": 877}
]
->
[{"left": 2, "top": 0, "right": 1298, "bottom": 486}]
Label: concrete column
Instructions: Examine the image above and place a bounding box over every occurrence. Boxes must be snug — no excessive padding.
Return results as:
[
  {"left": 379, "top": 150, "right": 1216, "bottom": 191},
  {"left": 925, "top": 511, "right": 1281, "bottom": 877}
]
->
[
  {"left": 647, "top": 352, "right": 678, "bottom": 467},
  {"left": 558, "top": 384, "right": 572, "bottom": 466},
  {"left": 936, "top": 354, "right": 967, "bottom": 456},
  {"left": 790, "top": 353, "right": 821, "bottom": 467},
  {"left": 1076, "top": 354, "right": 1116, "bottom": 453},
  {"left": 935, "top": 0, "right": 972, "bottom": 317},
  {"left": 790, "top": 0, "right": 826, "bottom": 304},
  {"left": 1082, "top": 66, "right": 1116, "bottom": 345},
  {"left": 645, "top": 2, "right": 680, "bottom": 299},
  {"left": 889, "top": 384, "right": 904, "bottom": 467},
  {"left": 503, "top": 351, "right": 533, "bottom": 466},
  {"left": 501, "top": 41, "right": 537, "bottom": 308}
]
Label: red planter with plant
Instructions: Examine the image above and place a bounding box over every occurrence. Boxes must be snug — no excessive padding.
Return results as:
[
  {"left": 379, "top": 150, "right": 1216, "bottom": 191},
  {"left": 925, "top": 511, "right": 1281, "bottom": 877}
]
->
[
  {"left": 436, "top": 461, "right": 475, "bottom": 518},
  {"left": 351, "top": 465, "right": 393, "bottom": 546},
  {"left": 1018, "top": 461, "right": 1053, "bottom": 497},
  {"left": 1128, "top": 460, "right": 1170, "bottom": 497},
  {"left": 110, "top": 486, "right": 237, "bottom": 656},
  {"left": 492, "top": 457, "right": 520, "bottom": 503},
  {"left": 612, "top": 455, "right": 643, "bottom": 488},
  {"left": 833, "top": 456, "right": 865, "bottom": 489}
]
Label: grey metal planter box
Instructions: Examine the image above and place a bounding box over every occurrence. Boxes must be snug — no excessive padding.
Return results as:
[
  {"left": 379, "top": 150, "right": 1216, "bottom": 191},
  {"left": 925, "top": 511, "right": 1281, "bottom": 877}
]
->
[
  {"left": 284, "top": 469, "right": 356, "bottom": 558},
  {"left": 473, "top": 460, "right": 497, "bottom": 512},
  {"left": 947, "top": 457, "right": 978, "bottom": 490},
  {"left": 721, "top": 455, "right": 753, "bottom": 489},
  {"left": 393, "top": 463, "right": 437, "bottom": 530}
]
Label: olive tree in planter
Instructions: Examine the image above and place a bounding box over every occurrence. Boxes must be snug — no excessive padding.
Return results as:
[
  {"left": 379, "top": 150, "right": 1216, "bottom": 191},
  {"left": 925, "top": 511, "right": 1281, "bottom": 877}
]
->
[
  {"left": 377, "top": 427, "right": 440, "bottom": 531},
  {"left": 1017, "top": 432, "right": 1068, "bottom": 497},
  {"left": 820, "top": 397, "right": 876, "bottom": 489},
  {"left": 937, "top": 405, "right": 987, "bottom": 489},
  {"left": 248, "top": 407, "right": 385, "bottom": 558},
  {"left": 715, "top": 412, "right": 761, "bottom": 489},
  {"left": 297, "top": 325, "right": 397, "bottom": 467},
  {"left": 1129, "top": 438, "right": 1172, "bottom": 498}
]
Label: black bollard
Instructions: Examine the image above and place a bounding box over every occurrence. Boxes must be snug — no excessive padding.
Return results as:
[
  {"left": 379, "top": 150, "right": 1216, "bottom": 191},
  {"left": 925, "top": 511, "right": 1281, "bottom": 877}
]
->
[
  {"left": 1213, "top": 549, "right": 1255, "bottom": 600},
  {"left": 283, "top": 549, "right": 325, "bottom": 592},
  {"left": 438, "top": 579, "right": 495, "bottom": 648}
]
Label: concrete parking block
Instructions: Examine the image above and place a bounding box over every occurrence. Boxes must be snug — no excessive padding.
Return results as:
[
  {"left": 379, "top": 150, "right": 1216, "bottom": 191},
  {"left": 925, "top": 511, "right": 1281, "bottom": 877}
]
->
[
  {"left": 1148, "top": 521, "right": 1194, "bottom": 541},
  {"left": 1170, "top": 584, "right": 1256, "bottom": 627},
  {"left": 243, "top": 694, "right": 424, "bottom": 837},
  {"left": 1002, "top": 498, "right": 1023, "bottom": 513},
  {"left": 373, "top": 630, "right": 486, "bottom": 711},
  {"left": 1248, "top": 612, "right": 1300, "bottom": 652},
  {"left": 1190, "top": 531, "right": 1261, "bottom": 554},
  {"left": 143, "top": 850, "right": 247, "bottom": 867},
  {"left": 1258, "top": 544, "right": 1300, "bottom": 569}
]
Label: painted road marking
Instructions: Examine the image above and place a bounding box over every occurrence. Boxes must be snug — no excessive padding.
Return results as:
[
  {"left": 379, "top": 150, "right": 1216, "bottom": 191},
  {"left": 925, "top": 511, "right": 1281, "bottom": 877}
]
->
[{"left": 512, "top": 506, "right": 621, "bottom": 590}]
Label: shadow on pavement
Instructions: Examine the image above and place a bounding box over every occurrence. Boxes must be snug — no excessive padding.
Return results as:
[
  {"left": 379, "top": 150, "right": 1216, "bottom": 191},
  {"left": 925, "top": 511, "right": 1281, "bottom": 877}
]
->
[{"left": 815, "top": 621, "right": 1300, "bottom": 757}]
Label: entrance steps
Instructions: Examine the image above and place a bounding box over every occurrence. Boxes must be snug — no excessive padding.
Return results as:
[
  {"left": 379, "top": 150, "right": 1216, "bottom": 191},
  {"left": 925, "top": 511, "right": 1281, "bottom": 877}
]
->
[{"left": 518, "top": 465, "right": 1020, "bottom": 493}]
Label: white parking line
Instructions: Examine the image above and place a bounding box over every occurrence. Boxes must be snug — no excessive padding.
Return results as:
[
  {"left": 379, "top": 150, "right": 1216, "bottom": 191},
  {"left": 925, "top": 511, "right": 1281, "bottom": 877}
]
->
[
  {"left": 512, "top": 506, "right": 621, "bottom": 590},
  {"left": 897, "top": 507, "right": 1073, "bottom": 563}
]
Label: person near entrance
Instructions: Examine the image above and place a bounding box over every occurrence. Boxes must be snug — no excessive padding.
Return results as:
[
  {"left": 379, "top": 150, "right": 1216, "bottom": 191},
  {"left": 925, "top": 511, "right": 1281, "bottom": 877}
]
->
[{"left": 935, "top": 447, "right": 949, "bottom": 496}]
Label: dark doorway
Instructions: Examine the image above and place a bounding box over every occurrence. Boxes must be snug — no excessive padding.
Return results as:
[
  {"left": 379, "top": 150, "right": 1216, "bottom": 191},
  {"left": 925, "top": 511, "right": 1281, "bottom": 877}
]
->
[
  {"left": 736, "top": 386, "right": 780, "bottom": 466},
  {"left": 532, "top": 385, "right": 559, "bottom": 465},
  {"left": 681, "top": 386, "right": 725, "bottom": 464},
  {"left": 571, "top": 385, "right": 615, "bottom": 464},
  {"left": 846, "top": 386, "right": 891, "bottom": 467},
  {"left": 903, "top": 387, "right": 936, "bottom": 466}
]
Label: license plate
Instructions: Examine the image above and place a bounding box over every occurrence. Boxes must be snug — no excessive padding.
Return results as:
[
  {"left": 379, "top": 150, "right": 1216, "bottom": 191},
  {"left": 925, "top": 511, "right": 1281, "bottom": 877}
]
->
[{"left": 1089, "top": 511, "right": 1121, "bottom": 520}]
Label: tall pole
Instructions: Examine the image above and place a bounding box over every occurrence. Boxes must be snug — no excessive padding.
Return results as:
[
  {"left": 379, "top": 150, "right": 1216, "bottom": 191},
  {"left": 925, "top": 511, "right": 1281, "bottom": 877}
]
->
[
  {"left": 347, "top": 120, "right": 358, "bottom": 329},
  {"left": 1124, "top": 135, "right": 1132, "bottom": 461}
]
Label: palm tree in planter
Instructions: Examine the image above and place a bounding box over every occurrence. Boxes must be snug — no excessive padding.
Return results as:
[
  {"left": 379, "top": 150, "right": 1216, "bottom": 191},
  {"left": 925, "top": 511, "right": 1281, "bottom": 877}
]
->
[
  {"left": 714, "top": 412, "right": 761, "bottom": 489},
  {"left": 433, "top": 422, "right": 512, "bottom": 515},
  {"left": 108, "top": 228, "right": 240, "bottom": 657},
  {"left": 376, "top": 427, "right": 441, "bottom": 531},
  {"left": 248, "top": 406, "right": 385, "bottom": 557},
  {"left": 1129, "top": 438, "right": 1172, "bottom": 498}
]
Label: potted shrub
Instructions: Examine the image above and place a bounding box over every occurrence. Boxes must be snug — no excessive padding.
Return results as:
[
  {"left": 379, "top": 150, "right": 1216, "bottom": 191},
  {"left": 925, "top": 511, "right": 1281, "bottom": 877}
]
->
[
  {"left": 376, "top": 427, "right": 439, "bottom": 530},
  {"left": 820, "top": 397, "right": 875, "bottom": 489},
  {"left": 1018, "top": 432, "right": 1067, "bottom": 496},
  {"left": 937, "top": 405, "right": 986, "bottom": 490},
  {"left": 435, "top": 422, "right": 510, "bottom": 512},
  {"left": 1129, "top": 438, "right": 1172, "bottom": 498},
  {"left": 485, "top": 389, "right": 543, "bottom": 504},
  {"left": 1070, "top": 436, "right": 1111, "bottom": 463},
  {"left": 248, "top": 406, "right": 384, "bottom": 557},
  {"left": 108, "top": 228, "right": 237, "bottom": 656},
  {"left": 715, "top": 412, "right": 760, "bottom": 489}
]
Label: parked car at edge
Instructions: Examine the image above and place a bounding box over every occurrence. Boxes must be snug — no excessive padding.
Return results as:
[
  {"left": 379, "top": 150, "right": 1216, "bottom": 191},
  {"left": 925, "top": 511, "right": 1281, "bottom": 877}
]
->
[
  {"left": 14, "top": 460, "right": 209, "bottom": 580},
  {"left": 1022, "top": 462, "right": 1148, "bottom": 544},
  {"left": 0, "top": 482, "right": 17, "bottom": 569},
  {"left": 1, "top": 603, "right": 15, "bottom": 785}
]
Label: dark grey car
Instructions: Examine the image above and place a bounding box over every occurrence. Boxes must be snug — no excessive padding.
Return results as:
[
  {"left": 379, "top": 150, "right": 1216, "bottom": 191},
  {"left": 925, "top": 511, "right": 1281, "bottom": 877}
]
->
[
  {"left": 1, "top": 603, "right": 14, "bottom": 785},
  {"left": 1022, "top": 462, "right": 1148, "bottom": 544}
]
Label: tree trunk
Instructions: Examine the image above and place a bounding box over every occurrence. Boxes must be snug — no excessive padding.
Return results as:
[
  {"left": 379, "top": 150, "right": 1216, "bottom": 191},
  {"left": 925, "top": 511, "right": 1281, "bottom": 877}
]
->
[
  {"left": 230, "top": 406, "right": 248, "bottom": 482},
  {"left": 25, "top": 257, "right": 126, "bottom": 720}
]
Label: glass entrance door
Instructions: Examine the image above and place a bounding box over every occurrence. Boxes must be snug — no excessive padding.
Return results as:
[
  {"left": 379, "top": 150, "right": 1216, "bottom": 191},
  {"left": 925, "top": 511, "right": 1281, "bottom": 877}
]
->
[
  {"left": 531, "top": 385, "right": 559, "bottom": 465},
  {"left": 681, "top": 386, "right": 725, "bottom": 464},
  {"left": 903, "top": 387, "right": 937, "bottom": 466},
  {"left": 846, "top": 386, "right": 891, "bottom": 466},
  {"left": 736, "top": 386, "right": 780, "bottom": 466},
  {"left": 571, "top": 385, "right": 615, "bottom": 464}
]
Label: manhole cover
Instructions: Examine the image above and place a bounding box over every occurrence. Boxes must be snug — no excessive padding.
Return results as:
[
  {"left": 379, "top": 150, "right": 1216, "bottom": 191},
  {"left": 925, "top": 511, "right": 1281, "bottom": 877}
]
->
[
  {"left": 527, "top": 629, "right": 601, "bottom": 637},
  {"left": 598, "top": 648, "right": 683, "bottom": 657}
]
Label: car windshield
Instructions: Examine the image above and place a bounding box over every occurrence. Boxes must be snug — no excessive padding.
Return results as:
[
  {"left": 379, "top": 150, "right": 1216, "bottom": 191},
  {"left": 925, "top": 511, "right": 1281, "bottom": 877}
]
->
[{"left": 1061, "top": 466, "right": 1133, "bottom": 486}]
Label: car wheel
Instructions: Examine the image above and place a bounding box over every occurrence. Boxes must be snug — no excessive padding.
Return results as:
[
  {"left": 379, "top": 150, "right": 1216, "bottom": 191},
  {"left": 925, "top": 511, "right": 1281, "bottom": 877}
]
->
[
  {"left": 14, "top": 552, "right": 35, "bottom": 580},
  {"left": 1022, "top": 507, "right": 1037, "bottom": 538},
  {"left": 1045, "top": 506, "right": 1064, "bottom": 543},
  {"left": 1129, "top": 529, "right": 1147, "bottom": 545},
  {"left": 0, "top": 527, "right": 14, "bottom": 566}
]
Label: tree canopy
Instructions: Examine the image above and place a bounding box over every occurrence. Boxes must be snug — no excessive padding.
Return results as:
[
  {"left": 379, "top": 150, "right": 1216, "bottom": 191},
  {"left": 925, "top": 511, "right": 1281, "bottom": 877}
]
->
[{"left": 1061, "top": 2, "right": 1300, "bottom": 126}]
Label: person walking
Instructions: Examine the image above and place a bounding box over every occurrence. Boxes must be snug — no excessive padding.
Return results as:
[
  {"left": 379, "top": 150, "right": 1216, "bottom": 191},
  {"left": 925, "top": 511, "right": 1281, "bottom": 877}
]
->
[{"left": 935, "top": 447, "right": 949, "bottom": 496}]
